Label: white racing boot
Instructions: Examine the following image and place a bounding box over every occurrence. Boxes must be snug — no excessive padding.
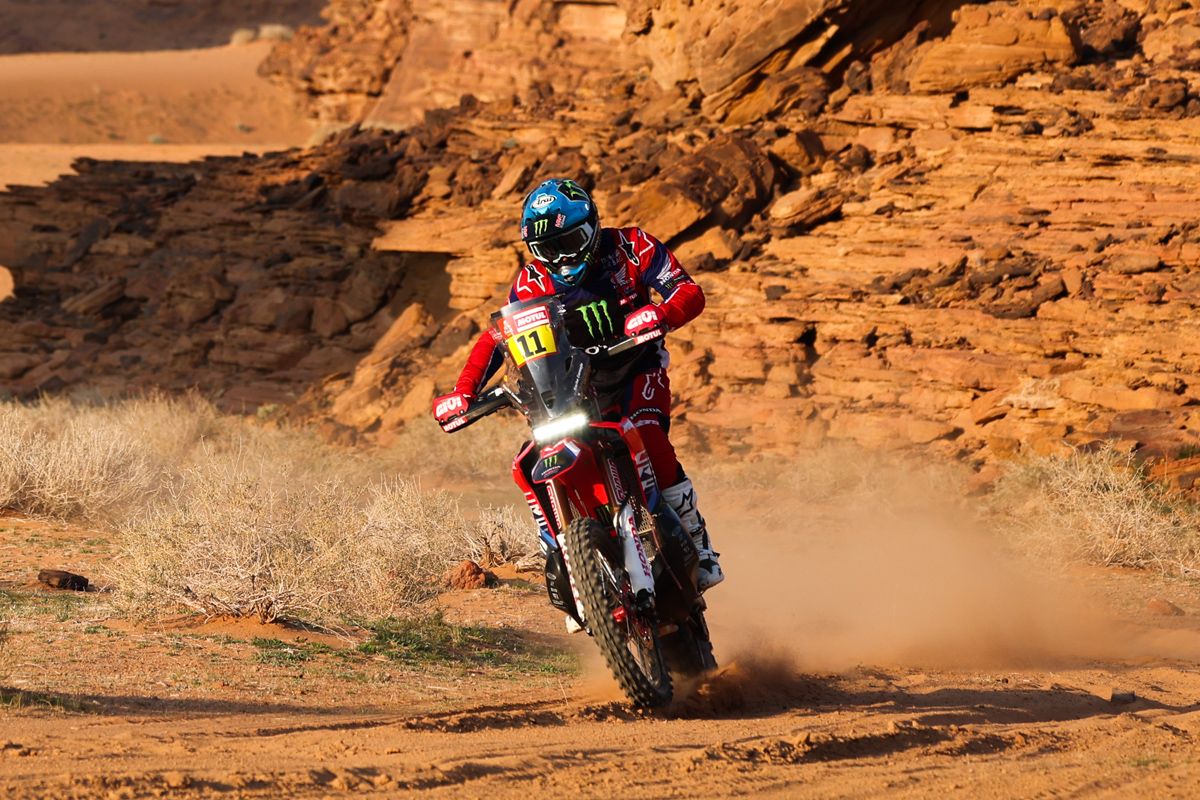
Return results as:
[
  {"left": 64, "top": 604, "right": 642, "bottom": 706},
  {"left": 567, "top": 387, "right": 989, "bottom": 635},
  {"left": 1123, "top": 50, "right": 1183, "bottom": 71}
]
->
[{"left": 662, "top": 477, "right": 724, "bottom": 591}]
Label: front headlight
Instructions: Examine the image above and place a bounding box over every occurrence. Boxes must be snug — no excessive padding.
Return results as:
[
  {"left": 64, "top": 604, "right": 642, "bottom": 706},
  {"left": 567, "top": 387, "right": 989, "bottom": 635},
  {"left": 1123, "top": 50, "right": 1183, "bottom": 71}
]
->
[{"left": 532, "top": 412, "right": 590, "bottom": 444}]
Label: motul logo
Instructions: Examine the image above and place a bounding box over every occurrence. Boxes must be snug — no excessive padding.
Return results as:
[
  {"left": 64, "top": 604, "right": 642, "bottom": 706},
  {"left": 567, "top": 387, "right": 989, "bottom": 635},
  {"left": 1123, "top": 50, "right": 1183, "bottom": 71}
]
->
[
  {"left": 512, "top": 305, "right": 550, "bottom": 333},
  {"left": 435, "top": 396, "right": 466, "bottom": 417}
]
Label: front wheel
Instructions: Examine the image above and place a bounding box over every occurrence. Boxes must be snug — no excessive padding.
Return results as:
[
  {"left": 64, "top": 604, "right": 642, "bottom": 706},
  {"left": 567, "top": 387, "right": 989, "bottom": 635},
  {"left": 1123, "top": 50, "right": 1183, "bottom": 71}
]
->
[{"left": 563, "top": 517, "right": 673, "bottom": 708}]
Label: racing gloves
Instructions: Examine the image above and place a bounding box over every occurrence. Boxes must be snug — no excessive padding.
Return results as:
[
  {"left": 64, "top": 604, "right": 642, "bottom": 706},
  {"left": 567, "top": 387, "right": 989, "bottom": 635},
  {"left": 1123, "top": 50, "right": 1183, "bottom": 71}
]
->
[{"left": 623, "top": 304, "right": 666, "bottom": 338}]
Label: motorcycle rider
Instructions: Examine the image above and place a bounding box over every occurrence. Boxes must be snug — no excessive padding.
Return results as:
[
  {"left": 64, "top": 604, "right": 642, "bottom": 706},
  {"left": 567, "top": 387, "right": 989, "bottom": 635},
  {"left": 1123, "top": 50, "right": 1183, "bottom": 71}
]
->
[{"left": 432, "top": 178, "right": 724, "bottom": 596}]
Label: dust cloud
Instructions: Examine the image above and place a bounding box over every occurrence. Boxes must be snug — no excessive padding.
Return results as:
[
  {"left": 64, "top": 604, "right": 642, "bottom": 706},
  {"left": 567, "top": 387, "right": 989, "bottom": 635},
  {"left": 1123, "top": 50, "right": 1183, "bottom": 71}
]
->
[{"left": 698, "top": 452, "right": 1200, "bottom": 673}]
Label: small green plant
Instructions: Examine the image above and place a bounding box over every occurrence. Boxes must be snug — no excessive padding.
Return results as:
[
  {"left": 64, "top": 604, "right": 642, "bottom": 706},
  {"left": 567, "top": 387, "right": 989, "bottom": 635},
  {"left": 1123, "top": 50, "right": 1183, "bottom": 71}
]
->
[
  {"left": 252, "top": 637, "right": 338, "bottom": 667},
  {"left": 53, "top": 598, "right": 76, "bottom": 623},
  {"left": 255, "top": 403, "right": 281, "bottom": 420},
  {"left": 0, "top": 688, "right": 88, "bottom": 712},
  {"left": 359, "top": 612, "right": 575, "bottom": 675}
]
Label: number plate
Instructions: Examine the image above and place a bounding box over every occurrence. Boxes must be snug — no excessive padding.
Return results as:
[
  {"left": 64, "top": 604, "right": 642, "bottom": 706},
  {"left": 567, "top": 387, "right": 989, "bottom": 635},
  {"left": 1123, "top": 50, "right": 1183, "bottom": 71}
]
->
[{"left": 507, "top": 324, "right": 556, "bottom": 366}]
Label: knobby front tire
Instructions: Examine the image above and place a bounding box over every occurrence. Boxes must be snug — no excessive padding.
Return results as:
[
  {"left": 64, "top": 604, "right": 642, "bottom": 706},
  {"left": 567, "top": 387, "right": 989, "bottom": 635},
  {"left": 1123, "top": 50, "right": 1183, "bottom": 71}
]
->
[{"left": 563, "top": 517, "right": 673, "bottom": 708}]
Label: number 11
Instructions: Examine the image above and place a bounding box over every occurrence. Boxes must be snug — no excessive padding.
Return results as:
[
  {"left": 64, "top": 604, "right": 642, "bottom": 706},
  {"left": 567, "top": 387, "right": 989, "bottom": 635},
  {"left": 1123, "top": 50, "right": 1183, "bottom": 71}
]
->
[{"left": 518, "top": 330, "right": 548, "bottom": 358}]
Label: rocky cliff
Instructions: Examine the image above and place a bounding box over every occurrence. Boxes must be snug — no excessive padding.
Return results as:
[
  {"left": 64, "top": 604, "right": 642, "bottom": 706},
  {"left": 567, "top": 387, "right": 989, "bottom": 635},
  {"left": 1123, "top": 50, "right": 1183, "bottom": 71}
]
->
[{"left": 3, "top": 0, "right": 1200, "bottom": 480}]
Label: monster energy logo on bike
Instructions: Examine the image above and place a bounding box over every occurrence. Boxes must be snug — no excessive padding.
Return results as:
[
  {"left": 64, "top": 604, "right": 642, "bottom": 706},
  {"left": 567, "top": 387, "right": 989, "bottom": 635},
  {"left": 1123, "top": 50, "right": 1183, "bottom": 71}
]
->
[{"left": 577, "top": 300, "right": 614, "bottom": 338}]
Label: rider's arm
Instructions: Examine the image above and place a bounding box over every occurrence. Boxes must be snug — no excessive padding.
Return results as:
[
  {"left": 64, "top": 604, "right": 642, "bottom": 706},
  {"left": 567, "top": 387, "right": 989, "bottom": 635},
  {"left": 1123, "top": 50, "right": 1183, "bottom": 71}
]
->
[
  {"left": 636, "top": 229, "right": 706, "bottom": 330},
  {"left": 454, "top": 331, "right": 504, "bottom": 395}
]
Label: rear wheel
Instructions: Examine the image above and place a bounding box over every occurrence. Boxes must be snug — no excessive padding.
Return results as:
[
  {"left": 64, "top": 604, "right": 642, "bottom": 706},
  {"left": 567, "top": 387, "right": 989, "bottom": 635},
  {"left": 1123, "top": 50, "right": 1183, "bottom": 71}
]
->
[
  {"left": 563, "top": 517, "right": 673, "bottom": 708},
  {"left": 662, "top": 613, "right": 718, "bottom": 678}
]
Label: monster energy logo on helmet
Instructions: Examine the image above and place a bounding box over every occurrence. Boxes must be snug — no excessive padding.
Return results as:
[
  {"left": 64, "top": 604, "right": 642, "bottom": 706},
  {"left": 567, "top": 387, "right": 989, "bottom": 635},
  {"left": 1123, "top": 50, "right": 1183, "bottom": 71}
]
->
[
  {"left": 559, "top": 180, "right": 590, "bottom": 202},
  {"left": 532, "top": 218, "right": 550, "bottom": 236},
  {"left": 577, "top": 300, "right": 614, "bottom": 338}
]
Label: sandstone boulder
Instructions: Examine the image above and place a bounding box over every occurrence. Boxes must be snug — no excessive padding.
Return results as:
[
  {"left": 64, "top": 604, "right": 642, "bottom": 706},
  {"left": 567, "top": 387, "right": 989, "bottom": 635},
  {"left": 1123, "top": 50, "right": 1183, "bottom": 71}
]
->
[
  {"left": 905, "top": 4, "right": 1079, "bottom": 93},
  {"left": 619, "top": 135, "right": 775, "bottom": 241},
  {"left": 1106, "top": 250, "right": 1164, "bottom": 275},
  {"left": 767, "top": 130, "right": 827, "bottom": 177},
  {"left": 1146, "top": 597, "right": 1185, "bottom": 616},
  {"left": 769, "top": 188, "right": 844, "bottom": 231},
  {"left": 1141, "top": 12, "right": 1200, "bottom": 64},
  {"left": 60, "top": 278, "right": 125, "bottom": 317}
]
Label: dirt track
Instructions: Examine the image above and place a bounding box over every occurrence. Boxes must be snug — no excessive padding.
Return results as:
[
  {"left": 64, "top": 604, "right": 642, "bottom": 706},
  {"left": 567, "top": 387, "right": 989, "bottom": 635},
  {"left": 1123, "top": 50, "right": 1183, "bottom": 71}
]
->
[
  {"left": 3, "top": 637, "right": 1200, "bottom": 798},
  {"left": 3, "top": 501, "right": 1200, "bottom": 799}
]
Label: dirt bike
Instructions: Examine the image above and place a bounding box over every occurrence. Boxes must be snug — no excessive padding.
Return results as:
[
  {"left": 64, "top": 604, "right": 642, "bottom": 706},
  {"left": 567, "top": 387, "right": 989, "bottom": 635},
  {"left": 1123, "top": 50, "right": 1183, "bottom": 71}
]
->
[{"left": 440, "top": 296, "right": 717, "bottom": 707}]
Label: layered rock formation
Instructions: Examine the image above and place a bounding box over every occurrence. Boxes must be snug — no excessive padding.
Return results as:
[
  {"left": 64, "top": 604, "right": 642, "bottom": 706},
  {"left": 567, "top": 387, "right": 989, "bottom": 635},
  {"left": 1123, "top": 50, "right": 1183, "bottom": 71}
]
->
[
  {"left": 259, "top": 0, "right": 634, "bottom": 130},
  {"left": 4, "top": 0, "right": 1200, "bottom": 476}
]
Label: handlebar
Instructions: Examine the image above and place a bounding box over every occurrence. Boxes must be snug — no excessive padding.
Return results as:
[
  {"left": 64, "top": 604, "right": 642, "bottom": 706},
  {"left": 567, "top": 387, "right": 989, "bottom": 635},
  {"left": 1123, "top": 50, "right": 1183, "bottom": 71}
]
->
[
  {"left": 441, "top": 385, "right": 512, "bottom": 433},
  {"left": 440, "top": 326, "right": 665, "bottom": 434},
  {"left": 589, "top": 326, "right": 664, "bottom": 358}
]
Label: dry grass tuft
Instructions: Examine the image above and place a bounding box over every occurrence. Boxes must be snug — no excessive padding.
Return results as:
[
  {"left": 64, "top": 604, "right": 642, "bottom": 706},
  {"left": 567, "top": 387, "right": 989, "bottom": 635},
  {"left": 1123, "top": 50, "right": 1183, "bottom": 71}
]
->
[
  {"left": 0, "top": 395, "right": 219, "bottom": 523},
  {"left": 0, "top": 396, "right": 539, "bottom": 625},
  {"left": 992, "top": 444, "right": 1200, "bottom": 576},
  {"left": 114, "top": 464, "right": 478, "bottom": 624},
  {"left": 456, "top": 505, "right": 544, "bottom": 571}
]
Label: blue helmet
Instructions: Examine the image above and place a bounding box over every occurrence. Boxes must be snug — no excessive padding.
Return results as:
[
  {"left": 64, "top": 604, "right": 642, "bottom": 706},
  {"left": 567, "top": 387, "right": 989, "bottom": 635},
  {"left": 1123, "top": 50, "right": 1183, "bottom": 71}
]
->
[{"left": 520, "top": 178, "right": 600, "bottom": 287}]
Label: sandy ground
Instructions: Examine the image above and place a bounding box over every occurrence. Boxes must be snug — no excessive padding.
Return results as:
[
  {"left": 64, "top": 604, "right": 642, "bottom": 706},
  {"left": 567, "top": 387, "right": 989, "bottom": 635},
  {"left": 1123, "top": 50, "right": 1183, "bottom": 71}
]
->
[
  {"left": 2, "top": 492, "right": 1199, "bottom": 799},
  {"left": 0, "top": 0, "right": 326, "bottom": 54},
  {"left": 0, "top": 42, "right": 312, "bottom": 191}
]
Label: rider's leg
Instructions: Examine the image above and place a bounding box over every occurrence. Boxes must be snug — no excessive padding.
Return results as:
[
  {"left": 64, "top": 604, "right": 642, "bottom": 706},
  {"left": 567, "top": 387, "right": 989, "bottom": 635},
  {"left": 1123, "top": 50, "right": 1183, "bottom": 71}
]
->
[
  {"left": 659, "top": 471, "right": 723, "bottom": 590},
  {"left": 625, "top": 370, "right": 725, "bottom": 591}
]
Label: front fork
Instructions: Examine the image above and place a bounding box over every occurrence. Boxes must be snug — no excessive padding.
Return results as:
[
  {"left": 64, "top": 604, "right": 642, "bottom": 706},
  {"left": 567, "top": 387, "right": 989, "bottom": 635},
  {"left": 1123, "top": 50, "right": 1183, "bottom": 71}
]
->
[
  {"left": 615, "top": 500, "right": 657, "bottom": 612},
  {"left": 512, "top": 423, "right": 663, "bottom": 629}
]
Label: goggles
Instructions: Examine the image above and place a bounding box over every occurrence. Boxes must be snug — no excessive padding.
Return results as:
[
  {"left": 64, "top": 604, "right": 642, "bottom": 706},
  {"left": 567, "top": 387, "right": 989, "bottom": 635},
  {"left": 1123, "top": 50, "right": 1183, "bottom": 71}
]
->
[{"left": 528, "top": 220, "right": 597, "bottom": 268}]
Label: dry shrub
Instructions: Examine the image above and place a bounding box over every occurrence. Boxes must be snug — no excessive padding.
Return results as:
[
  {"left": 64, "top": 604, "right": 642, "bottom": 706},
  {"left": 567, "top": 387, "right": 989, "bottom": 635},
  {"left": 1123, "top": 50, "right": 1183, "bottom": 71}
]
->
[
  {"left": 110, "top": 438, "right": 538, "bottom": 626},
  {"left": 113, "top": 457, "right": 474, "bottom": 624},
  {"left": 457, "top": 505, "right": 543, "bottom": 571},
  {"left": 382, "top": 413, "right": 527, "bottom": 488},
  {"left": 0, "top": 396, "right": 541, "bottom": 624},
  {"left": 993, "top": 444, "right": 1200, "bottom": 576},
  {"left": 115, "top": 462, "right": 534, "bottom": 625},
  {"left": 0, "top": 396, "right": 218, "bottom": 523}
]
